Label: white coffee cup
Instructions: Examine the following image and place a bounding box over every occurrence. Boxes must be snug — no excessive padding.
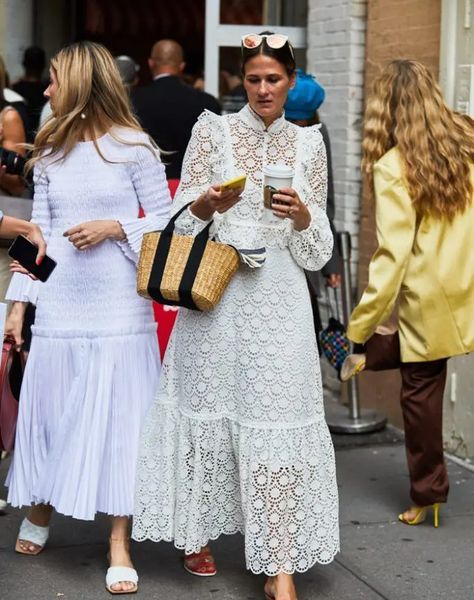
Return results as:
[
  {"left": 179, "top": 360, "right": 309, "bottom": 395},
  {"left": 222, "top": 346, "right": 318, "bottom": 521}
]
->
[{"left": 263, "top": 163, "right": 294, "bottom": 211}]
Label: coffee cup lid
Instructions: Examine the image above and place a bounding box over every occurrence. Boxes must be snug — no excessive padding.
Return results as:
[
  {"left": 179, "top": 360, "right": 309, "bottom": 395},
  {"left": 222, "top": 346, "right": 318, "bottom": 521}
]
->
[{"left": 263, "top": 163, "right": 294, "bottom": 179}]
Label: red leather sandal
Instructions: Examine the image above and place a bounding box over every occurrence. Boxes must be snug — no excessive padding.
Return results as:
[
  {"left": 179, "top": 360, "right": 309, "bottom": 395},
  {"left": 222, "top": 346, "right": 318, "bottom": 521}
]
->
[{"left": 183, "top": 546, "right": 217, "bottom": 577}]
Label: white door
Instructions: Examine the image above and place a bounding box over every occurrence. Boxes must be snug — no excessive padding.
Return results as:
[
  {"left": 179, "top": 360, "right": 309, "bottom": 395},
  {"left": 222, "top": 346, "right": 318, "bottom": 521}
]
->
[
  {"left": 440, "top": 0, "right": 474, "bottom": 115},
  {"left": 204, "top": 0, "right": 307, "bottom": 99}
]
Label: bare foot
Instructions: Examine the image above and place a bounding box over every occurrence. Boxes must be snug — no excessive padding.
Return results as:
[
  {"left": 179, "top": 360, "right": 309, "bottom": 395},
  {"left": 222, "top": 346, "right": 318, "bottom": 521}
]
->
[
  {"left": 264, "top": 573, "right": 298, "bottom": 600},
  {"left": 17, "top": 504, "right": 52, "bottom": 554},
  {"left": 109, "top": 538, "right": 136, "bottom": 593}
]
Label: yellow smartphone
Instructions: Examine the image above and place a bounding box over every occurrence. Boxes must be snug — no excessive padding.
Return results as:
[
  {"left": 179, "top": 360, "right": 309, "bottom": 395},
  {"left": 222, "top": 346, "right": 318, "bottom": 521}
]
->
[{"left": 220, "top": 174, "right": 247, "bottom": 191}]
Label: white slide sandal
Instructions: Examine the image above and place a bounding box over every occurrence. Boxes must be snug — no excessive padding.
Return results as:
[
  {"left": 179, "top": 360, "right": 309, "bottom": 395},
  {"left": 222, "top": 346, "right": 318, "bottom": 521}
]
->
[
  {"left": 15, "top": 517, "right": 50, "bottom": 555},
  {"left": 106, "top": 566, "right": 139, "bottom": 595}
]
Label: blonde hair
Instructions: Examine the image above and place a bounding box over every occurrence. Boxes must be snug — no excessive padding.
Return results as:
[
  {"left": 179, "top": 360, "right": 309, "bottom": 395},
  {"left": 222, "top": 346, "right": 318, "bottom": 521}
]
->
[
  {"left": 362, "top": 60, "right": 474, "bottom": 220},
  {"left": 30, "top": 41, "right": 153, "bottom": 170}
]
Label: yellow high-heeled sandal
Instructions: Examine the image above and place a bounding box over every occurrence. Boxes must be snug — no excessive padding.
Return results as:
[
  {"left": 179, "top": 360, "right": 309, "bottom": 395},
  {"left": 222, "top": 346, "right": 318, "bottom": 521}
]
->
[{"left": 398, "top": 503, "right": 440, "bottom": 528}]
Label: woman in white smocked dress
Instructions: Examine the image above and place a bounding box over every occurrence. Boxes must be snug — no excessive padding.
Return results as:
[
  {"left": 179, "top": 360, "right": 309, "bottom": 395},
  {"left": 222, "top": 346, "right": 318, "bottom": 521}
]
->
[
  {"left": 133, "top": 33, "right": 339, "bottom": 600},
  {"left": 4, "top": 42, "right": 171, "bottom": 594}
]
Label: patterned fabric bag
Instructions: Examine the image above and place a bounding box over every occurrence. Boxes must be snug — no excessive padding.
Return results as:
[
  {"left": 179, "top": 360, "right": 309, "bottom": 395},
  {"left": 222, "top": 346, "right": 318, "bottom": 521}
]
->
[{"left": 319, "top": 288, "right": 350, "bottom": 374}]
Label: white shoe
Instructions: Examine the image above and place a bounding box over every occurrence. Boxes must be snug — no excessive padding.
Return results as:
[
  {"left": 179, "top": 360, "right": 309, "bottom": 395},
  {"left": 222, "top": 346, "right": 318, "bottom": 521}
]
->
[
  {"left": 106, "top": 566, "right": 139, "bottom": 595},
  {"left": 15, "top": 517, "right": 50, "bottom": 555},
  {"left": 0, "top": 498, "right": 7, "bottom": 512}
]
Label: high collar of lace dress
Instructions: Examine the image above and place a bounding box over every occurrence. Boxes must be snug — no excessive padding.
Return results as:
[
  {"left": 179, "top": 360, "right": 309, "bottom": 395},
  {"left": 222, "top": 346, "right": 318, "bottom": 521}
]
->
[{"left": 239, "top": 103, "right": 287, "bottom": 134}]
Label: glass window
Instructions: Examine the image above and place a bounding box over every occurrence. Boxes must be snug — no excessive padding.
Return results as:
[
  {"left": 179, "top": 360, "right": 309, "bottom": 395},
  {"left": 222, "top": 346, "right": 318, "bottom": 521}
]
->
[
  {"left": 454, "top": 0, "right": 474, "bottom": 115},
  {"left": 220, "top": 0, "right": 263, "bottom": 25},
  {"left": 220, "top": 0, "right": 307, "bottom": 27}
]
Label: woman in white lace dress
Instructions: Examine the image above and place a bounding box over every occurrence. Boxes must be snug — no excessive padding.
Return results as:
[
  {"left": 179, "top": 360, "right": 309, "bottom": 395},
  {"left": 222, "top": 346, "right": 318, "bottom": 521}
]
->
[
  {"left": 4, "top": 42, "right": 171, "bottom": 594},
  {"left": 133, "top": 33, "right": 339, "bottom": 600}
]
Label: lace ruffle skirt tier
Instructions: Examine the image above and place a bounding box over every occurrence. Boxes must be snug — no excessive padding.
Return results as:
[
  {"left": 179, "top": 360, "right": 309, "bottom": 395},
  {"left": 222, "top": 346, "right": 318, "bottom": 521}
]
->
[
  {"left": 6, "top": 324, "right": 160, "bottom": 520},
  {"left": 133, "top": 408, "right": 339, "bottom": 575},
  {"left": 132, "top": 248, "right": 340, "bottom": 574}
]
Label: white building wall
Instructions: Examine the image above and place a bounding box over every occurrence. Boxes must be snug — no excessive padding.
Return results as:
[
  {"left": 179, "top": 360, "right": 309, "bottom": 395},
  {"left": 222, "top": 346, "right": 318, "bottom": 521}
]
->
[
  {"left": 306, "top": 0, "right": 367, "bottom": 268},
  {"left": 306, "top": 0, "right": 367, "bottom": 393},
  {"left": 440, "top": 0, "right": 474, "bottom": 460}
]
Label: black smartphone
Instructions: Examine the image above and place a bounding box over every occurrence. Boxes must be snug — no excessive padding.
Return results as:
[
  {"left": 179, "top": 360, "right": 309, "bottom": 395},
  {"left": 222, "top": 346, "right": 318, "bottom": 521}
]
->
[{"left": 8, "top": 235, "right": 57, "bottom": 282}]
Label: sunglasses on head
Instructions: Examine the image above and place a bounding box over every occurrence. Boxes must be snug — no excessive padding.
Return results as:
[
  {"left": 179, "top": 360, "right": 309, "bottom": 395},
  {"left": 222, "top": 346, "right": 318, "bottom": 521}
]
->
[{"left": 241, "top": 34, "right": 295, "bottom": 59}]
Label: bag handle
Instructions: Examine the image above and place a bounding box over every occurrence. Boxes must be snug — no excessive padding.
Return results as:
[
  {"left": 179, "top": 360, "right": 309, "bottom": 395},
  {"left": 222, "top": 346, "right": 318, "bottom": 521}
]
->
[{"left": 147, "top": 201, "right": 214, "bottom": 310}]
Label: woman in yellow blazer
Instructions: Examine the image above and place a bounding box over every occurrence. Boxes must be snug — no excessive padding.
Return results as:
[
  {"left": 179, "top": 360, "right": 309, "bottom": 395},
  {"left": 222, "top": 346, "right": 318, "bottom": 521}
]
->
[{"left": 343, "top": 60, "right": 474, "bottom": 527}]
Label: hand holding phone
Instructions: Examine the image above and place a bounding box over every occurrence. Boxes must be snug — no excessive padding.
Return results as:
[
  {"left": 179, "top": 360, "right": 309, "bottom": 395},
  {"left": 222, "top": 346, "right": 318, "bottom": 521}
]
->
[{"left": 8, "top": 235, "right": 57, "bottom": 282}]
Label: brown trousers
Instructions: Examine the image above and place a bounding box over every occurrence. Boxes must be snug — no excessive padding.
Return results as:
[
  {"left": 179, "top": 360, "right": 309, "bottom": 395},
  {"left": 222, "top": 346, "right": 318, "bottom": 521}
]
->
[{"left": 363, "top": 333, "right": 449, "bottom": 506}]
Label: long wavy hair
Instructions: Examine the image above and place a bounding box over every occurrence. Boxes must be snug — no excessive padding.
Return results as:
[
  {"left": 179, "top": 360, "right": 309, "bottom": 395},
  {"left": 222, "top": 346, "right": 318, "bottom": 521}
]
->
[
  {"left": 29, "top": 41, "right": 154, "bottom": 170},
  {"left": 362, "top": 60, "right": 474, "bottom": 220}
]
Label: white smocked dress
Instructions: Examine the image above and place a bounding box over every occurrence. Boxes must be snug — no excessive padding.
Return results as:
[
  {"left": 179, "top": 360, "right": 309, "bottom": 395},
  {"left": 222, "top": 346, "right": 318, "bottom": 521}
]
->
[
  {"left": 5, "top": 129, "right": 171, "bottom": 520},
  {"left": 132, "top": 106, "right": 340, "bottom": 574}
]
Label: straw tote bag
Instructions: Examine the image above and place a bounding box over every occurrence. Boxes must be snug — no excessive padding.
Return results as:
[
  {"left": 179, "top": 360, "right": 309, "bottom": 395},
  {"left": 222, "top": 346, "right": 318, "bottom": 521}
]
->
[
  {"left": 137, "top": 203, "right": 240, "bottom": 311},
  {"left": 0, "top": 336, "right": 25, "bottom": 452}
]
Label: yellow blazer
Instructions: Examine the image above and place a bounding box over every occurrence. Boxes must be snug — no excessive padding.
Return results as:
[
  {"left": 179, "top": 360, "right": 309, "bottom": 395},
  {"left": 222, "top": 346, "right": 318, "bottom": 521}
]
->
[{"left": 347, "top": 147, "right": 474, "bottom": 362}]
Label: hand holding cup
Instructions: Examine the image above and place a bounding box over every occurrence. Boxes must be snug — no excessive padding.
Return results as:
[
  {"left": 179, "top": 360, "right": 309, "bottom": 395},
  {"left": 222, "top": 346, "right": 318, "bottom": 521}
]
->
[{"left": 271, "top": 187, "right": 311, "bottom": 231}]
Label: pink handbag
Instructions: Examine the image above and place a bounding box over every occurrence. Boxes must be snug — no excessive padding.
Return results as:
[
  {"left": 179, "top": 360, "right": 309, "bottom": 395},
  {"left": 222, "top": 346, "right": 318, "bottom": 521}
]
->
[{"left": 0, "top": 336, "right": 24, "bottom": 452}]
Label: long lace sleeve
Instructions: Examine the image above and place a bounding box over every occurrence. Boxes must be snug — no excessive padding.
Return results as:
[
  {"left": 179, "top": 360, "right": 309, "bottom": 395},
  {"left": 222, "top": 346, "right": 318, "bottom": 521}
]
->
[
  {"left": 172, "top": 111, "right": 225, "bottom": 235},
  {"left": 5, "top": 162, "right": 51, "bottom": 304},
  {"left": 288, "top": 127, "right": 333, "bottom": 271},
  {"left": 118, "top": 141, "right": 172, "bottom": 262}
]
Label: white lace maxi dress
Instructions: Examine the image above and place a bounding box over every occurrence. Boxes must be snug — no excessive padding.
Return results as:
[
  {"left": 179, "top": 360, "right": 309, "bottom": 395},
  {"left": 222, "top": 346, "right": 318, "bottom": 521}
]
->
[
  {"left": 5, "top": 129, "right": 171, "bottom": 520},
  {"left": 133, "top": 106, "right": 340, "bottom": 574}
]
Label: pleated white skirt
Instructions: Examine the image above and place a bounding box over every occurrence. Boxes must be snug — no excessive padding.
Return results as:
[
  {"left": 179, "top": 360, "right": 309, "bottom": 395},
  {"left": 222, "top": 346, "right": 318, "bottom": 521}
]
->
[{"left": 6, "top": 323, "right": 160, "bottom": 521}]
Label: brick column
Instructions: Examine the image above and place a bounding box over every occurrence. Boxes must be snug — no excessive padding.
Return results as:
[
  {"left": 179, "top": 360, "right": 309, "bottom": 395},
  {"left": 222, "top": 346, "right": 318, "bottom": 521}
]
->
[
  {"left": 307, "top": 0, "right": 367, "bottom": 272},
  {"left": 357, "top": 0, "right": 442, "bottom": 426},
  {"left": 306, "top": 0, "right": 367, "bottom": 393}
]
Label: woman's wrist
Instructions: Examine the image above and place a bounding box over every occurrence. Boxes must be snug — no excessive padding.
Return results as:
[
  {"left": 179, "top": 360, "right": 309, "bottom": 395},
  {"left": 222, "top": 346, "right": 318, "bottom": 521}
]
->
[
  {"left": 0, "top": 216, "right": 38, "bottom": 239},
  {"left": 109, "top": 221, "right": 126, "bottom": 241},
  {"left": 190, "top": 193, "right": 214, "bottom": 222},
  {"left": 9, "top": 301, "right": 28, "bottom": 317},
  {"left": 293, "top": 209, "right": 311, "bottom": 232}
]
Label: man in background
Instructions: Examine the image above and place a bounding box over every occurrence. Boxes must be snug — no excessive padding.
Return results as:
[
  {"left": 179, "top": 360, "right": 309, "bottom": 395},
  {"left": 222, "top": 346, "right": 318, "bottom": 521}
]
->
[
  {"left": 12, "top": 46, "right": 47, "bottom": 141},
  {"left": 131, "top": 39, "right": 220, "bottom": 180}
]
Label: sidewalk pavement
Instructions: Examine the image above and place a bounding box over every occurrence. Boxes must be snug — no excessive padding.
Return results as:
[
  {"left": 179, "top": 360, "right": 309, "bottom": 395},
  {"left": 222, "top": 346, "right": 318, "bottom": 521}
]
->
[{"left": 1, "top": 419, "right": 473, "bottom": 600}]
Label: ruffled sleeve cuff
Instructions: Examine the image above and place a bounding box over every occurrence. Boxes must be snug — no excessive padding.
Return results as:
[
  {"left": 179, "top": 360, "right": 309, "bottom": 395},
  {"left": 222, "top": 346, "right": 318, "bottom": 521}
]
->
[
  {"left": 117, "top": 214, "right": 171, "bottom": 263},
  {"left": 288, "top": 205, "right": 334, "bottom": 271},
  {"left": 5, "top": 272, "right": 40, "bottom": 304}
]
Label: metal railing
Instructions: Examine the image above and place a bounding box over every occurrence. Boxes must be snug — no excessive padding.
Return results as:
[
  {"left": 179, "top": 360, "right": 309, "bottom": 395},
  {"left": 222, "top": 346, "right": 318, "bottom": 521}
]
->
[{"left": 325, "top": 231, "right": 387, "bottom": 434}]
